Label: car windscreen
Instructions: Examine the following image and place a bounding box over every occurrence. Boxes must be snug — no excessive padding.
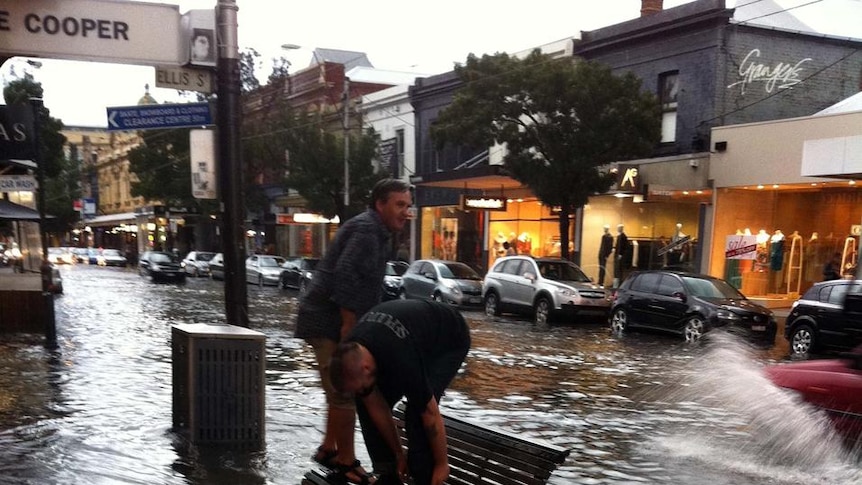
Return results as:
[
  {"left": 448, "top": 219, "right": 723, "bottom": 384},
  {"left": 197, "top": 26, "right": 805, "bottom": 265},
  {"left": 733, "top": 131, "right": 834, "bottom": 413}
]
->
[
  {"left": 197, "top": 252, "right": 215, "bottom": 261},
  {"left": 259, "top": 257, "right": 283, "bottom": 267},
  {"left": 439, "top": 263, "right": 480, "bottom": 280},
  {"left": 386, "top": 262, "right": 408, "bottom": 276},
  {"left": 150, "top": 253, "right": 174, "bottom": 263},
  {"left": 539, "top": 262, "right": 591, "bottom": 283},
  {"left": 102, "top": 249, "right": 122, "bottom": 256},
  {"left": 682, "top": 276, "right": 745, "bottom": 299}
]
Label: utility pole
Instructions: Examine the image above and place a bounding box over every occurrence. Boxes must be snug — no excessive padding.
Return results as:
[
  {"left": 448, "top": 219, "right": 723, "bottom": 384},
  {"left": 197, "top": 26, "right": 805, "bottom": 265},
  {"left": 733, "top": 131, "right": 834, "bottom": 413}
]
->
[
  {"left": 216, "top": 0, "right": 248, "bottom": 327},
  {"left": 343, "top": 77, "right": 350, "bottom": 208},
  {"left": 31, "top": 97, "right": 57, "bottom": 348}
]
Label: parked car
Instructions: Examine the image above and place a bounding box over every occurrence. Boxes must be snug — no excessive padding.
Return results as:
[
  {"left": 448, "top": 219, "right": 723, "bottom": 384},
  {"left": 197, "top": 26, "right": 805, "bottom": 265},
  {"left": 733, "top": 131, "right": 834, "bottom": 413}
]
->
[
  {"left": 86, "top": 248, "right": 101, "bottom": 265},
  {"left": 47, "top": 247, "right": 74, "bottom": 265},
  {"left": 764, "top": 345, "right": 862, "bottom": 442},
  {"left": 483, "top": 256, "right": 611, "bottom": 324},
  {"left": 609, "top": 270, "right": 776, "bottom": 343},
  {"left": 246, "top": 254, "right": 286, "bottom": 286},
  {"left": 382, "top": 260, "right": 410, "bottom": 301},
  {"left": 96, "top": 248, "right": 128, "bottom": 267},
  {"left": 71, "top": 247, "right": 89, "bottom": 263},
  {"left": 279, "top": 257, "right": 319, "bottom": 292},
  {"left": 209, "top": 253, "right": 225, "bottom": 281},
  {"left": 784, "top": 279, "right": 862, "bottom": 356},
  {"left": 182, "top": 251, "right": 216, "bottom": 277},
  {"left": 400, "top": 259, "right": 483, "bottom": 308},
  {"left": 138, "top": 250, "right": 186, "bottom": 283}
]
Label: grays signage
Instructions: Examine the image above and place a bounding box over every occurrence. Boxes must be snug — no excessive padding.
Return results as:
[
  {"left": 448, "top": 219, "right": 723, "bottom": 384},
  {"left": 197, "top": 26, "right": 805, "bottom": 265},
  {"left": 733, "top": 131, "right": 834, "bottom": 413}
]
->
[
  {"left": 0, "top": 103, "right": 34, "bottom": 162},
  {"left": 0, "top": 0, "right": 184, "bottom": 66},
  {"left": 106, "top": 102, "right": 212, "bottom": 131}
]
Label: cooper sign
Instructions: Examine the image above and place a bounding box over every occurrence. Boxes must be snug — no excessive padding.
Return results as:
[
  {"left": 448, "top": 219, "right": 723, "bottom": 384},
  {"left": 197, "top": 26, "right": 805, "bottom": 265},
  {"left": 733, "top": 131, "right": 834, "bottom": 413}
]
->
[{"left": 0, "top": 0, "right": 185, "bottom": 66}]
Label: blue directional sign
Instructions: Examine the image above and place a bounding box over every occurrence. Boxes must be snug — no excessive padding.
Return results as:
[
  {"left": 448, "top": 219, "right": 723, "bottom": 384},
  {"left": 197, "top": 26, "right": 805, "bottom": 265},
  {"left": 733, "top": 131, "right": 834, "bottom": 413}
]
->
[{"left": 106, "top": 102, "right": 212, "bottom": 131}]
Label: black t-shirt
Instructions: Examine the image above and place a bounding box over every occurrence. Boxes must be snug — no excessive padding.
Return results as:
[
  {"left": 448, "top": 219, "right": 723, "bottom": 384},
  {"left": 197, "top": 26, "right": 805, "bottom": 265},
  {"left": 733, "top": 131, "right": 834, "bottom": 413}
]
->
[{"left": 347, "top": 299, "right": 469, "bottom": 408}]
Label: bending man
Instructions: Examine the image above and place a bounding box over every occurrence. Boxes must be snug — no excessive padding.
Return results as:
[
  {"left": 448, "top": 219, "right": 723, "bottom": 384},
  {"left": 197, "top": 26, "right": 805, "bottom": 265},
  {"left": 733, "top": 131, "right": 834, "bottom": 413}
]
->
[{"left": 331, "top": 299, "right": 471, "bottom": 485}]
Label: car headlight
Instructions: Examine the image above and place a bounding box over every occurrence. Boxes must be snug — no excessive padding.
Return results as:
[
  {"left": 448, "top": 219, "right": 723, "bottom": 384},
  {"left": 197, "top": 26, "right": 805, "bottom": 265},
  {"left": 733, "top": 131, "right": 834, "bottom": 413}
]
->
[
  {"left": 557, "top": 287, "right": 576, "bottom": 298},
  {"left": 442, "top": 280, "right": 462, "bottom": 295},
  {"left": 716, "top": 309, "right": 741, "bottom": 321},
  {"left": 151, "top": 263, "right": 161, "bottom": 270},
  {"left": 181, "top": 262, "right": 186, "bottom": 267},
  {"left": 303, "top": 271, "right": 313, "bottom": 279}
]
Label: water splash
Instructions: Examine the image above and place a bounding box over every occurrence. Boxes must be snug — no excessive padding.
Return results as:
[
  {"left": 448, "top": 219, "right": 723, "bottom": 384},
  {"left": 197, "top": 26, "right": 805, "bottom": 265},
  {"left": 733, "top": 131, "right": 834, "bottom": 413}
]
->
[{"left": 646, "top": 331, "right": 862, "bottom": 484}]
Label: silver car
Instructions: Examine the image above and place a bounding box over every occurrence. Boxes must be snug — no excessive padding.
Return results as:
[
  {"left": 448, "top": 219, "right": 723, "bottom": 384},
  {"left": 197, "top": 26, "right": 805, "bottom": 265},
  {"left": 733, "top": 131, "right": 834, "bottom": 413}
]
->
[
  {"left": 182, "top": 251, "right": 216, "bottom": 277},
  {"left": 245, "top": 254, "right": 286, "bottom": 286},
  {"left": 482, "top": 256, "right": 611, "bottom": 324},
  {"left": 400, "top": 259, "right": 483, "bottom": 308}
]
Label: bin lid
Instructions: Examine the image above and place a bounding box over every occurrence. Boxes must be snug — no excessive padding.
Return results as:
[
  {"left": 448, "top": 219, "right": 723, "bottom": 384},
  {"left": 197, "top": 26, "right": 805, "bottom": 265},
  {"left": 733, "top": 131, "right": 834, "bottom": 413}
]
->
[{"left": 172, "top": 323, "right": 265, "bottom": 339}]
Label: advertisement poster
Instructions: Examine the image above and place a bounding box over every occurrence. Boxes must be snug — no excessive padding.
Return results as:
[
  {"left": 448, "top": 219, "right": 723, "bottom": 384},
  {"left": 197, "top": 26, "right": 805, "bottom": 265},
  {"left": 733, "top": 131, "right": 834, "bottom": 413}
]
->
[{"left": 725, "top": 235, "right": 758, "bottom": 260}]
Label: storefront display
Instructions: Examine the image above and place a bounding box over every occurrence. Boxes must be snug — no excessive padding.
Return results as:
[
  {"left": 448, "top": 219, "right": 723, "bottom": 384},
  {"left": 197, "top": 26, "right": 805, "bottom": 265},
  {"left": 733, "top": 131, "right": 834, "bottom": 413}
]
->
[{"left": 711, "top": 186, "right": 862, "bottom": 303}]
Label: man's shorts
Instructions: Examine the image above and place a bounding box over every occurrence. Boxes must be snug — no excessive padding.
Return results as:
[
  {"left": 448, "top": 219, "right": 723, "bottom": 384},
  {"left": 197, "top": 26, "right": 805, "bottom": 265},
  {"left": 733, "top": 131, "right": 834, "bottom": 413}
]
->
[{"left": 308, "top": 337, "right": 355, "bottom": 410}]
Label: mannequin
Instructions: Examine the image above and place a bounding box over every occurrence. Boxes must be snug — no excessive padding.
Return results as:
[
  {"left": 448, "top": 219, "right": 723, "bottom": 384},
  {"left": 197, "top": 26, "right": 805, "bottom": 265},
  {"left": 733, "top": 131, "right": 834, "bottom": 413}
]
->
[
  {"left": 598, "top": 225, "right": 613, "bottom": 286},
  {"left": 613, "top": 224, "right": 629, "bottom": 287},
  {"left": 668, "top": 223, "right": 688, "bottom": 266},
  {"left": 492, "top": 232, "right": 507, "bottom": 259}
]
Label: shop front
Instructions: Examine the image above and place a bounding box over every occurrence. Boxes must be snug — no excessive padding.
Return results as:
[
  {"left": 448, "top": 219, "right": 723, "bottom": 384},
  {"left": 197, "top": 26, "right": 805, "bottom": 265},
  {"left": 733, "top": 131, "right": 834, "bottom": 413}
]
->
[
  {"left": 708, "top": 107, "right": 862, "bottom": 307},
  {"left": 581, "top": 155, "right": 712, "bottom": 287}
]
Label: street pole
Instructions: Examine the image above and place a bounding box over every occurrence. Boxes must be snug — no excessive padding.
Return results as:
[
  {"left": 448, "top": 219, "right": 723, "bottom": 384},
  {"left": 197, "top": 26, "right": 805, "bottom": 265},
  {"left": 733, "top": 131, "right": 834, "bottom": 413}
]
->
[
  {"left": 343, "top": 77, "right": 350, "bottom": 207},
  {"left": 30, "top": 97, "right": 57, "bottom": 348},
  {"left": 216, "top": 0, "right": 248, "bottom": 327}
]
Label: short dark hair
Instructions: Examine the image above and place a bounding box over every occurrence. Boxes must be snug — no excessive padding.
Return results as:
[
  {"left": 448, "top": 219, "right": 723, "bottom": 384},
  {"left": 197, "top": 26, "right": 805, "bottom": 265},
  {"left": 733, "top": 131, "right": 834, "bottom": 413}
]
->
[{"left": 369, "top": 178, "right": 411, "bottom": 210}]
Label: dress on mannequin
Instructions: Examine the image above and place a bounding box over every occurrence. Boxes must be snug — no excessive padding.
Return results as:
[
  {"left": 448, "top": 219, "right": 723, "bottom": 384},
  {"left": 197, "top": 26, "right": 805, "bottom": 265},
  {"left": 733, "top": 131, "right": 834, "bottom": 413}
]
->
[
  {"left": 613, "top": 224, "right": 629, "bottom": 287},
  {"left": 598, "top": 225, "right": 613, "bottom": 287}
]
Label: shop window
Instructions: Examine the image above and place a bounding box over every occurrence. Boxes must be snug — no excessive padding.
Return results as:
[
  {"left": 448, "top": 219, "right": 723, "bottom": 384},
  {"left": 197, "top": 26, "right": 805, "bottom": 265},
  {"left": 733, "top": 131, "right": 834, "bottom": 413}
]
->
[{"left": 659, "top": 71, "right": 679, "bottom": 143}]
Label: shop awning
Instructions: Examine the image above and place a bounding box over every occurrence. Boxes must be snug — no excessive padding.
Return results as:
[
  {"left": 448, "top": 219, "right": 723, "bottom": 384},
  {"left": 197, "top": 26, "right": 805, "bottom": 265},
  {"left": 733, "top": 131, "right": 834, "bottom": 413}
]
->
[
  {"left": 409, "top": 164, "right": 532, "bottom": 197},
  {"left": 0, "top": 199, "right": 43, "bottom": 220},
  {"left": 83, "top": 212, "right": 137, "bottom": 227}
]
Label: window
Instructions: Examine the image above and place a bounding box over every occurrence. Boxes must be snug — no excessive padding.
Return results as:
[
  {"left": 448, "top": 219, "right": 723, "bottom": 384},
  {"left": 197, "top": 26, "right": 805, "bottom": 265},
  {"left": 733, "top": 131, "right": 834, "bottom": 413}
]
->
[
  {"left": 631, "top": 273, "right": 661, "bottom": 293},
  {"left": 659, "top": 71, "right": 679, "bottom": 143},
  {"left": 657, "top": 274, "right": 684, "bottom": 296}
]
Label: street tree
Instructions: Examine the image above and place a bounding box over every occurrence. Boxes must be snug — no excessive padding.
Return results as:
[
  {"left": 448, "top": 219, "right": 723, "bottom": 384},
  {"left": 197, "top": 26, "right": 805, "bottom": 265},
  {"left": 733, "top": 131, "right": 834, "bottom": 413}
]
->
[
  {"left": 283, "top": 118, "right": 385, "bottom": 222},
  {"left": 127, "top": 128, "right": 196, "bottom": 209},
  {"left": 3, "top": 75, "right": 78, "bottom": 237},
  {"left": 433, "top": 52, "right": 661, "bottom": 261}
]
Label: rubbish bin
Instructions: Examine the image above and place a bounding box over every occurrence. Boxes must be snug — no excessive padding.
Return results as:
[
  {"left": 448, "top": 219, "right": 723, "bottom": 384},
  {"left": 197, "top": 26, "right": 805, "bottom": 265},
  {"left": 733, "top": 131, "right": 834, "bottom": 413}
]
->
[{"left": 172, "top": 323, "right": 266, "bottom": 449}]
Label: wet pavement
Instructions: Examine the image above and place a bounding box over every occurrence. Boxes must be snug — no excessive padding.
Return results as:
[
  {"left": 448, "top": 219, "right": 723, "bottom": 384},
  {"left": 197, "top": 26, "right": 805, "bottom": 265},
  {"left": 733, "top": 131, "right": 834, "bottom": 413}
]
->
[{"left": 0, "top": 264, "right": 860, "bottom": 484}]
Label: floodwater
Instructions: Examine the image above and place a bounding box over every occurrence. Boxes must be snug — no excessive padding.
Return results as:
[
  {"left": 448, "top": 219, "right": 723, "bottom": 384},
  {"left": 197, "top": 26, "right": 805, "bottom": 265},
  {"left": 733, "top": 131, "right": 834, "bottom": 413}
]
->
[{"left": 0, "top": 264, "right": 859, "bottom": 484}]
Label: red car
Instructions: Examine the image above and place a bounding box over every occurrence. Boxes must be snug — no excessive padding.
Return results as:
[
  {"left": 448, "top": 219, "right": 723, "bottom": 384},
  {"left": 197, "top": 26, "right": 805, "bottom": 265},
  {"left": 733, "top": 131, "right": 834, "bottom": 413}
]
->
[{"left": 764, "top": 348, "right": 862, "bottom": 443}]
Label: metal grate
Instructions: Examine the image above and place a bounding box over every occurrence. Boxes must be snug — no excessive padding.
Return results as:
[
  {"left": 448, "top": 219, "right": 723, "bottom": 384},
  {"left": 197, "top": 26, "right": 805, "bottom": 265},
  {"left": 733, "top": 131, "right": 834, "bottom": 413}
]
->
[{"left": 172, "top": 324, "right": 266, "bottom": 449}]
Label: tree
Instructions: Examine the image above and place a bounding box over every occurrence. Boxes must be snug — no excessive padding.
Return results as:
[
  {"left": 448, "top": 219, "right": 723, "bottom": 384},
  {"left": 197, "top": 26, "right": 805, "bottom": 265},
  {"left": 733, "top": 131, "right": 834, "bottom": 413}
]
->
[
  {"left": 3, "top": 75, "right": 77, "bottom": 237},
  {"left": 433, "top": 52, "right": 661, "bottom": 261},
  {"left": 127, "top": 128, "right": 195, "bottom": 208},
  {"left": 240, "top": 48, "right": 261, "bottom": 93},
  {"left": 283, "top": 120, "right": 386, "bottom": 222}
]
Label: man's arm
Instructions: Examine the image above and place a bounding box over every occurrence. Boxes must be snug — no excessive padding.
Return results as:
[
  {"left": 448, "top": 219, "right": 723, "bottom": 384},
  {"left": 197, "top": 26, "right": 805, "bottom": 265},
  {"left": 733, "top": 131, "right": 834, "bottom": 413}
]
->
[
  {"left": 420, "top": 397, "right": 449, "bottom": 485},
  {"left": 361, "top": 389, "right": 408, "bottom": 477},
  {"left": 339, "top": 307, "right": 357, "bottom": 340}
]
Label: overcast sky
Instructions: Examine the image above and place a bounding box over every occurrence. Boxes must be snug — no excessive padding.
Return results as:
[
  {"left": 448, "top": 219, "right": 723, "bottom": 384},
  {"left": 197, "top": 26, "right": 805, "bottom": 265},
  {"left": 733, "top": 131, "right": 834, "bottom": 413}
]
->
[{"left": 1, "top": 0, "right": 859, "bottom": 127}]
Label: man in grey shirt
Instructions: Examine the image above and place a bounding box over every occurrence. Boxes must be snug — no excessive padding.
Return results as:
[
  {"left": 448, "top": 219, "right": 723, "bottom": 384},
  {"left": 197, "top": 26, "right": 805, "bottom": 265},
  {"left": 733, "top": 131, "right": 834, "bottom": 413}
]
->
[{"left": 296, "top": 178, "right": 412, "bottom": 484}]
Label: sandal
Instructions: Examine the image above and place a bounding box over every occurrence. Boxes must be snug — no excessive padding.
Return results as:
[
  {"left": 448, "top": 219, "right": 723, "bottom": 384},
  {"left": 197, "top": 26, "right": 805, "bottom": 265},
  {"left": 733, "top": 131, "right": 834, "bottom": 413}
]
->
[
  {"left": 329, "top": 459, "right": 377, "bottom": 485},
  {"left": 312, "top": 446, "right": 338, "bottom": 468}
]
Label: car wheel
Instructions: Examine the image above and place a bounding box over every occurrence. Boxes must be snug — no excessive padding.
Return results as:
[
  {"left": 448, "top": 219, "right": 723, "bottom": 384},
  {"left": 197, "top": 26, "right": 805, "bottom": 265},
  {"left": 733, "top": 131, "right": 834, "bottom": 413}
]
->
[
  {"left": 789, "top": 323, "right": 816, "bottom": 355},
  {"left": 299, "top": 279, "right": 308, "bottom": 294},
  {"left": 534, "top": 297, "right": 552, "bottom": 325},
  {"left": 484, "top": 292, "right": 501, "bottom": 317},
  {"left": 611, "top": 308, "right": 628, "bottom": 334},
  {"left": 684, "top": 315, "right": 706, "bottom": 342}
]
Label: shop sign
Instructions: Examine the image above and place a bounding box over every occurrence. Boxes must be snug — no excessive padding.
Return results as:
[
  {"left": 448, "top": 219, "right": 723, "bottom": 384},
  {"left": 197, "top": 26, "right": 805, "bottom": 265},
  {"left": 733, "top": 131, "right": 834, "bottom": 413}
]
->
[
  {"left": 0, "top": 103, "right": 34, "bottom": 161},
  {"left": 276, "top": 213, "right": 340, "bottom": 225},
  {"left": 461, "top": 195, "right": 507, "bottom": 211},
  {"left": 725, "top": 235, "right": 758, "bottom": 260},
  {"left": 614, "top": 164, "right": 641, "bottom": 193},
  {"left": 0, "top": 174, "right": 37, "bottom": 191}
]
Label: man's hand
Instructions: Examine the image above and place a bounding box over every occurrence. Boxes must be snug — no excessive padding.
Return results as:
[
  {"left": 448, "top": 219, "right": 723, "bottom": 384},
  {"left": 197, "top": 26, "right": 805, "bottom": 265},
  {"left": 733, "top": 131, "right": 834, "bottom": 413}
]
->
[{"left": 431, "top": 462, "right": 450, "bottom": 485}]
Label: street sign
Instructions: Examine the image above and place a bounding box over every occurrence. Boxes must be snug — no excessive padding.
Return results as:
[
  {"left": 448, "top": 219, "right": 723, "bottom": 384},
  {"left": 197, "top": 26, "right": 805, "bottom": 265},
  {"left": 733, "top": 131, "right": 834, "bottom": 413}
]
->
[
  {"left": 155, "top": 66, "right": 214, "bottom": 94},
  {"left": 0, "top": 0, "right": 185, "bottom": 66},
  {"left": 106, "top": 102, "right": 212, "bottom": 131},
  {"left": 0, "top": 103, "right": 35, "bottom": 162}
]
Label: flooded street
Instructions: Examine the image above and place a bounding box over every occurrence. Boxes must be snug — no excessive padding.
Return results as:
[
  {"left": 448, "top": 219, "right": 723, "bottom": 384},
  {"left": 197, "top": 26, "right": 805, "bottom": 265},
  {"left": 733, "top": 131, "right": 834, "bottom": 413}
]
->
[{"left": 1, "top": 264, "right": 860, "bottom": 484}]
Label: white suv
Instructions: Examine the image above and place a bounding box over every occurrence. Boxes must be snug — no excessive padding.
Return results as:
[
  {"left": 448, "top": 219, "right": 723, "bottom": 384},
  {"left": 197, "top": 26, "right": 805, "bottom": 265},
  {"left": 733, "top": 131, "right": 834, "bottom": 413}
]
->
[{"left": 482, "top": 256, "right": 611, "bottom": 324}]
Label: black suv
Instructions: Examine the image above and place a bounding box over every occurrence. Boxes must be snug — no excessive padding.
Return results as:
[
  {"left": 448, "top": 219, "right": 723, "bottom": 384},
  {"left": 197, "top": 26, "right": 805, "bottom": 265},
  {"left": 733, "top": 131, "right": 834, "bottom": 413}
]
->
[
  {"left": 610, "top": 270, "right": 776, "bottom": 343},
  {"left": 139, "top": 250, "right": 186, "bottom": 283},
  {"left": 785, "top": 279, "right": 862, "bottom": 355}
]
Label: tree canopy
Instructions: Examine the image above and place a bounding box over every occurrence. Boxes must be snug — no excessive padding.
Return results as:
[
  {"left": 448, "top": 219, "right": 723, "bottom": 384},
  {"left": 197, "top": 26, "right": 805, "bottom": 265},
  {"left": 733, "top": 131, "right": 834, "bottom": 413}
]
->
[
  {"left": 433, "top": 52, "right": 661, "bottom": 260},
  {"left": 127, "top": 128, "right": 196, "bottom": 209}
]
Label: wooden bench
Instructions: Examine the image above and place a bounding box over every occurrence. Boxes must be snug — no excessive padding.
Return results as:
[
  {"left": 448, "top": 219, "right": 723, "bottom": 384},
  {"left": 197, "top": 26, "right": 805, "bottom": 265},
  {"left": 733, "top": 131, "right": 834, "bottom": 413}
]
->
[{"left": 303, "top": 405, "right": 570, "bottom": 485}]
